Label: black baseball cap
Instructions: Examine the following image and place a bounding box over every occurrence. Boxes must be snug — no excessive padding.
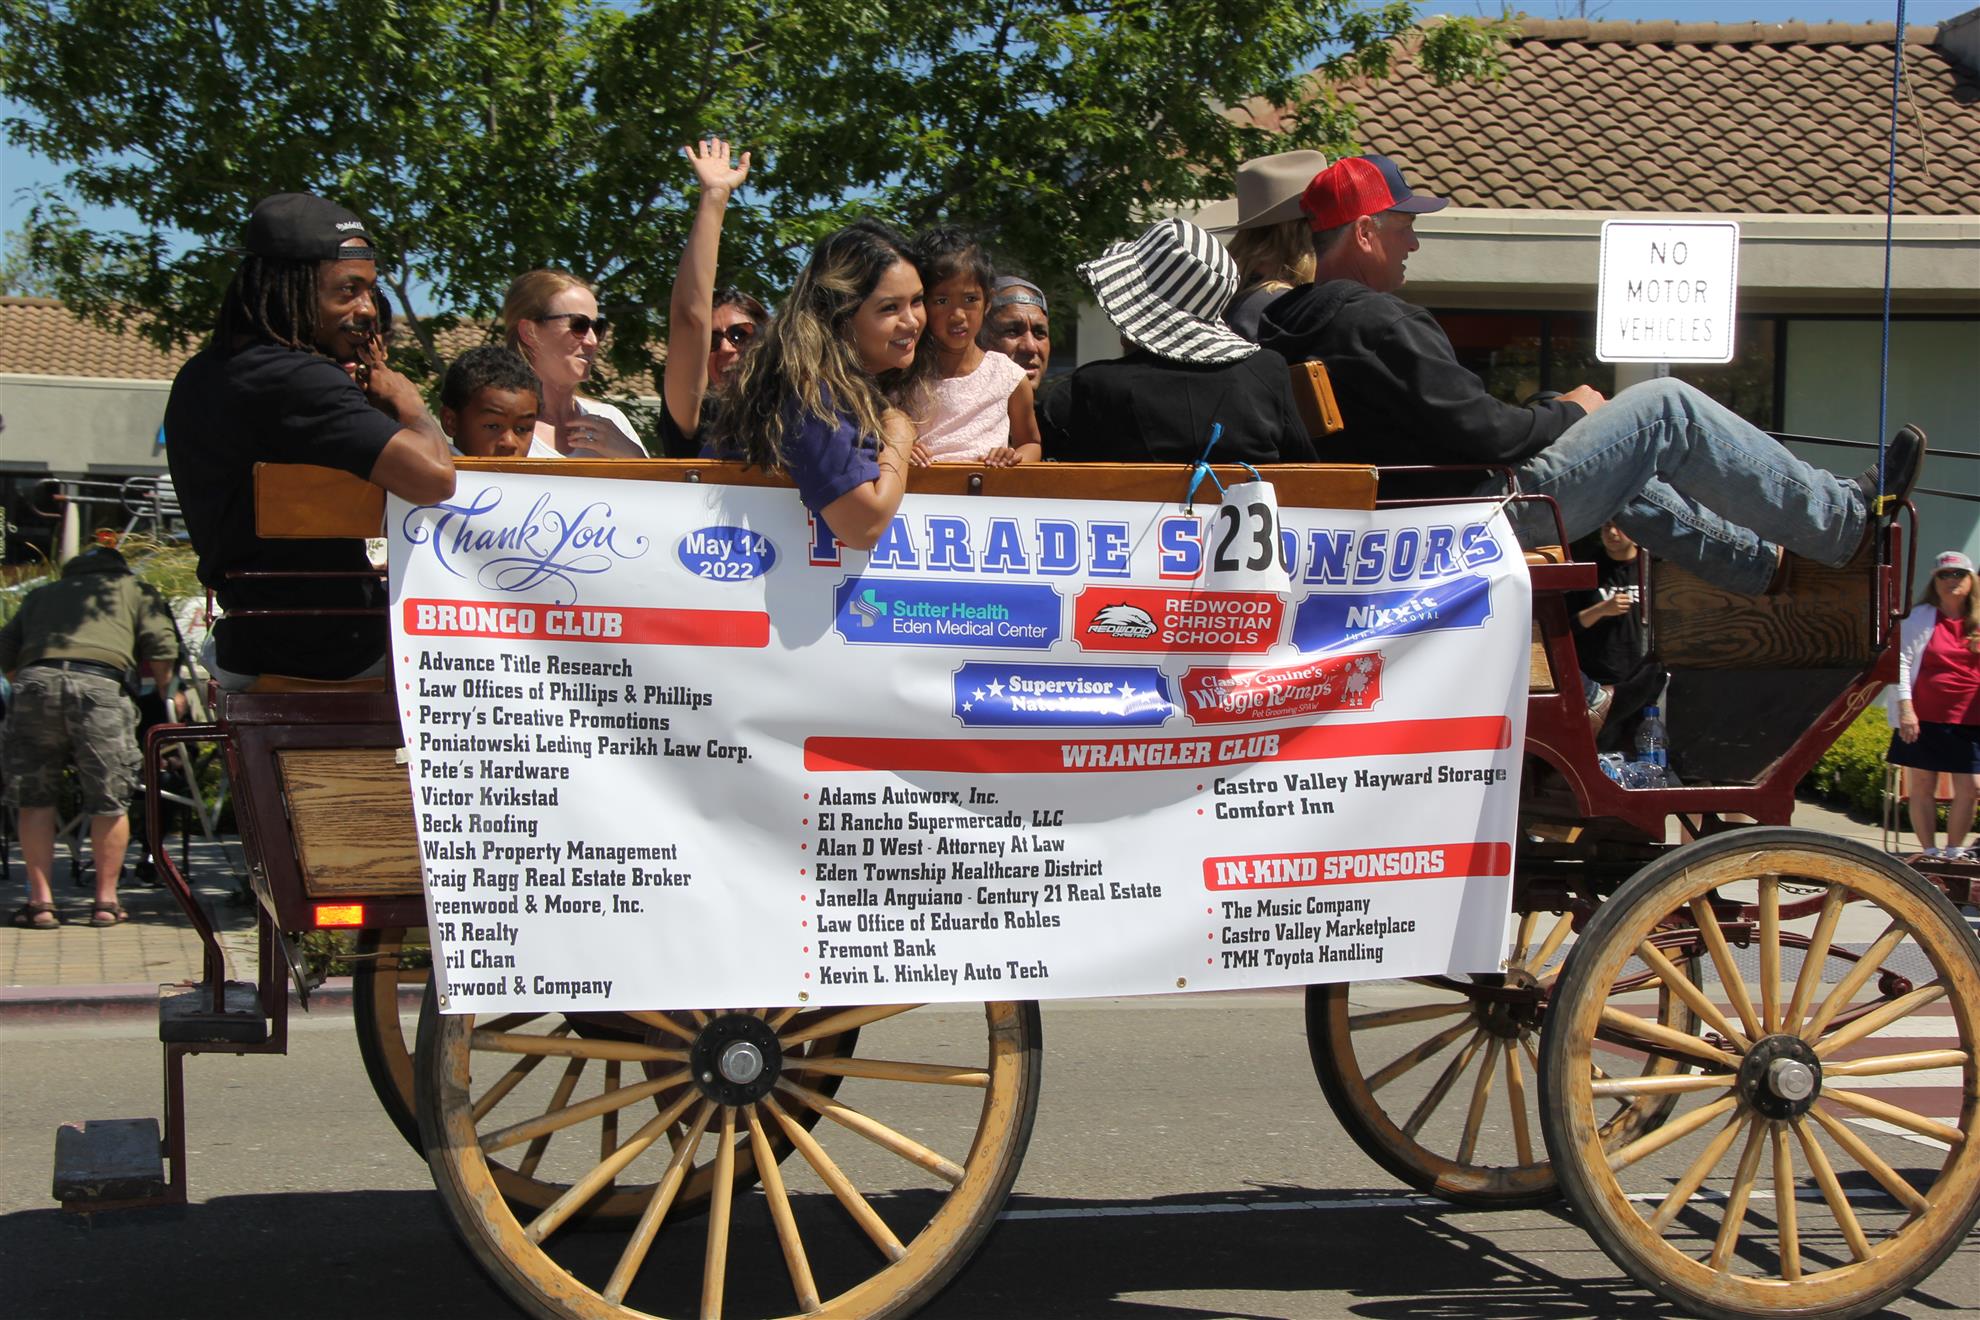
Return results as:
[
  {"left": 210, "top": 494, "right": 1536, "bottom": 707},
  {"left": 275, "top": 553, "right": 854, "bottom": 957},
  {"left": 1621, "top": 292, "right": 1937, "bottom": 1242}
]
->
[{"left": 244, "top": 192, "right": 378, "bottom": 262}]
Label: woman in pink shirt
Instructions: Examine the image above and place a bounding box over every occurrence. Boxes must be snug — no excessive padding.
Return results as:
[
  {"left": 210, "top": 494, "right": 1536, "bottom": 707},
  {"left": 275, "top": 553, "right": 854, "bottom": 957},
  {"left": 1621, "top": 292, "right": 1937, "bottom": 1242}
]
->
[{"left": 1889, "top": 549, "right": 1980, "bottom": 858}]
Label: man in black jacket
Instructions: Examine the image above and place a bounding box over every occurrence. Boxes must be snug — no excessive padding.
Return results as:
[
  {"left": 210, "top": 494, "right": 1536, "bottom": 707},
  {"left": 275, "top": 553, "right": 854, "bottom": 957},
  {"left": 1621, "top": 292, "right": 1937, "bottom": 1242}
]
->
[{"left": 1258, "top": 155, "right": 1922, "bottom": 595}]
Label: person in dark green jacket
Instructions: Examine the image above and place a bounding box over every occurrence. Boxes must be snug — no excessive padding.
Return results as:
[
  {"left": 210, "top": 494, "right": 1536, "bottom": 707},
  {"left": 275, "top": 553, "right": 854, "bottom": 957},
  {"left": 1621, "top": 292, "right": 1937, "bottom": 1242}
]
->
[{"left": 1, "top": 544, "right": 179, "bottom": 928}]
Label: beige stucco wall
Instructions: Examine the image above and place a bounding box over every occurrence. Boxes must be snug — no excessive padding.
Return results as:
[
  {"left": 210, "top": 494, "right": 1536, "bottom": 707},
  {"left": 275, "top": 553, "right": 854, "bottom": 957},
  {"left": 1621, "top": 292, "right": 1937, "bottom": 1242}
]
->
[{"left": 0, "top": 374, "right": 171, "bottom": 473}]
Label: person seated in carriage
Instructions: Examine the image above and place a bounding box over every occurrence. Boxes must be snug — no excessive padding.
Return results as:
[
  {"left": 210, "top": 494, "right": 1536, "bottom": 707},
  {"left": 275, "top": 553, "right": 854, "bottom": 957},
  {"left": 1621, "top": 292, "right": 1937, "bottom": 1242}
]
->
[
  {"left": 1257, "top": 154, "right": 1925, "bottom": 596},
  {"left": 164, "top": 192, "right": 456, "bottom": 689}
]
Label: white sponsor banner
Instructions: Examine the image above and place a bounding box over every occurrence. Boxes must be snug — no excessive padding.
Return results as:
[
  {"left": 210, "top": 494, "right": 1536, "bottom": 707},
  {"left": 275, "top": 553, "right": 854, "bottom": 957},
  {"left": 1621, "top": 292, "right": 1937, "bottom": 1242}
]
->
[
  {"left": 1596, "top": 218, "right": 1740, "bottom": 364},
  {"left": 388, "top": 474, "right": 1529, "bottom": 1012}
]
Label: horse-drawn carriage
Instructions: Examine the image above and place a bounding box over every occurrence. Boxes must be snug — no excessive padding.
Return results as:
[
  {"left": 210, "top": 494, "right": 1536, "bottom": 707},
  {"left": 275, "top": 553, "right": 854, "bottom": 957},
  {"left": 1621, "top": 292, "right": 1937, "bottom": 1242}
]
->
[{"left": 56, "top": 435, "right": 1979, "bottom": 1320}]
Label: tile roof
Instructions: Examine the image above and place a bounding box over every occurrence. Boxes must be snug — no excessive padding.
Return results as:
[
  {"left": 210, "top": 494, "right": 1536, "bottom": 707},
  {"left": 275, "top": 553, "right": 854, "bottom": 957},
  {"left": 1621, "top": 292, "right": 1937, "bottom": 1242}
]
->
[
  {"left": 0, "top": 297, "right": 530, "bottom": 382},
  {"left": 0, "top": 297, "right": 189, "bottom": 380},
  {"left": 1275, "top": 18, "right": 1980, "bottom": 216}
]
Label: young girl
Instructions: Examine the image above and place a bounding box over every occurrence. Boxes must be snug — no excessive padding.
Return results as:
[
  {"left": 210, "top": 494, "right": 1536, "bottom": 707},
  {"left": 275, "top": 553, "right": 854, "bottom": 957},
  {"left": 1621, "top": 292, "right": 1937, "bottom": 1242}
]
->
[
  {"left": 711, "top": 220, "right": 932, "bottom": 549},
  {"left": 908, "top": 228, "right": 1039, "bottom": 467}
]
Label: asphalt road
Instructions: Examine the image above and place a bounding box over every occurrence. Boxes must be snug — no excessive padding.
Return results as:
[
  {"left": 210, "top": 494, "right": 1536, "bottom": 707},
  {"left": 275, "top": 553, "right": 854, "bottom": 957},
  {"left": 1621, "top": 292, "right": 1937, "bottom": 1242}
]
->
[{"left": 2, "top": 992, "right": 1975, "bottom": 1320}]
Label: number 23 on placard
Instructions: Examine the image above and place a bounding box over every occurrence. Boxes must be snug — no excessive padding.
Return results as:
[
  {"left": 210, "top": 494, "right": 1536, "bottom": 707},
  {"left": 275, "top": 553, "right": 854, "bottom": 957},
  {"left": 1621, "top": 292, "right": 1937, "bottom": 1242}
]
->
[{"left": 1210, "top": 500, "right": 1283, "bottom": 574}]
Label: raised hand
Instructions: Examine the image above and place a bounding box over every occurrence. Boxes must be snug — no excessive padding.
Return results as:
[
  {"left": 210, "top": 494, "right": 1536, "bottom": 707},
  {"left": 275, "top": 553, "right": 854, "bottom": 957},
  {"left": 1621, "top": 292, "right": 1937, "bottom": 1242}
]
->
[{"left": 685, "top": 137, "right": 751, "bottom": 196}]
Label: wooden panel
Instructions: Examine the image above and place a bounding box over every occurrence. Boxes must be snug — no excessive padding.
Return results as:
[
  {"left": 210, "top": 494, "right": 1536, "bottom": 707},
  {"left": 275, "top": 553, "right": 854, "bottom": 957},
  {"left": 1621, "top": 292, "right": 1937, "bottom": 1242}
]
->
[
  {"left": 1288, "top": 361, "right": 1345, "bottom": 438},
  {"left": 256, "top": 459, "right": 1380, "bottom": 540},
  {"left": 255, "top": 463, "right": 384, "bottom": 538},
  {"left": 1665, "top": 669, "right": 1864, "bottom": 784},
  {"left": 279, "top": 747, "right": 421, "bottom": 897},
  {"left": 1530, "top": 625, "right": 1556, "bottom": 693},
  {"left": 1652, "top": 550, "right": 1875, "bottom": 670}
]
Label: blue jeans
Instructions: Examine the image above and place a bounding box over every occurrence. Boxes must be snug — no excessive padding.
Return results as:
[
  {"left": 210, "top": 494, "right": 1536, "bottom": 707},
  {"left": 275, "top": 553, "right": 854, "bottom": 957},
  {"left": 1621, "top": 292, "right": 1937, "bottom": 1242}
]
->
[{"left": 1486, "top": 379, "right": 1867, "bottom": 594}]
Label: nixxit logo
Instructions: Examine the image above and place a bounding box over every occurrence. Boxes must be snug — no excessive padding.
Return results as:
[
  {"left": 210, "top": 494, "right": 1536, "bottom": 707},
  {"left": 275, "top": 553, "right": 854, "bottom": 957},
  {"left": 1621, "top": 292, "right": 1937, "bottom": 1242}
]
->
[
  {"left": 1291, "top": 574, "right": 1492, "bottom": 651},
  {"left": 833, "top": 578, "right": 1060, "bottom": 650}
]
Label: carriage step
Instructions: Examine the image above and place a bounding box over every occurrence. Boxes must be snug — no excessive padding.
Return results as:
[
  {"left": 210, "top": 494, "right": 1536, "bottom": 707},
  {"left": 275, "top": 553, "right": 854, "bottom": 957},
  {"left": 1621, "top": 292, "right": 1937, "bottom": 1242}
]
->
[
  {"left": 53, "top": 1118, "right": 168, "bottom": 1210},
  {"left": 158, "top": 981, "right": 267, "bottom": 1044}
]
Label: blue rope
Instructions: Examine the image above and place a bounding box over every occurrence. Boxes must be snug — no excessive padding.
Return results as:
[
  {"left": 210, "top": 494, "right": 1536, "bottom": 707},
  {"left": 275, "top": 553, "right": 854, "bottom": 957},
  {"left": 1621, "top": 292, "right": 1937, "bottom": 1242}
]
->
[
  {"left": 1875, "top": 0, "right": 1907, "bottom": 509},
  {"left": 1184, "top": 423, "right": 1226, "bottom": 506}
]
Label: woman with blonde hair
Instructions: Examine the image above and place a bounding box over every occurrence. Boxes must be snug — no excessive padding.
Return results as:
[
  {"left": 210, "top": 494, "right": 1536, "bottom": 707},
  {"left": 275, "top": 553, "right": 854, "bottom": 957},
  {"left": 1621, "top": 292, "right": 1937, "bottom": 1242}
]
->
[
  {"left": 1203, "top": 149, "right": 1327, "bottom": 341},
  {"left": 710, "top": 219, "right": 931, "bottom": 548},
  {"left": 500, "top": 269, "right": 646, "bottom": 457},
  {"left": 1888, "top": 550, "right": 1980, "bottom": 858}
]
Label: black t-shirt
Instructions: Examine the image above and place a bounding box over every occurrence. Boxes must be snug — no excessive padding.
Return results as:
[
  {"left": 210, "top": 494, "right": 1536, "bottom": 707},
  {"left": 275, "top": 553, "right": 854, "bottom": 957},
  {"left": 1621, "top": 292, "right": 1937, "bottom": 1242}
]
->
[
  {"left": 658, "top": 394, "right": 724, "bottom": 459},
  {"left": 1570, "top": 553, "right": 1648, "bottom": 685},
  {"left": 1038, "top": 348, "right": 1317, "bottom": 466},
  {"left": 164, "top": 343, "right": 400, "bottom": 679}
]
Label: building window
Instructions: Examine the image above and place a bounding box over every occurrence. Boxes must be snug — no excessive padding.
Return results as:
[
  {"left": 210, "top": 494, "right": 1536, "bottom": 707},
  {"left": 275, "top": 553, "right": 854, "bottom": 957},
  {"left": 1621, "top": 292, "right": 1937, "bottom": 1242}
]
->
[{"left": 1432, "top": 310, "right": 1616, "bottom": 402}]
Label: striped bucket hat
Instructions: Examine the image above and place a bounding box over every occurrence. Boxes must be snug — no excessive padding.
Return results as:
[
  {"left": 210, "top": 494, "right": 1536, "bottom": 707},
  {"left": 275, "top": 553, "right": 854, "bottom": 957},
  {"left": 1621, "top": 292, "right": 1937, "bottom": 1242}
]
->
[{"left": 1077, "top": 218, "right": 1257, "bottom": 366}]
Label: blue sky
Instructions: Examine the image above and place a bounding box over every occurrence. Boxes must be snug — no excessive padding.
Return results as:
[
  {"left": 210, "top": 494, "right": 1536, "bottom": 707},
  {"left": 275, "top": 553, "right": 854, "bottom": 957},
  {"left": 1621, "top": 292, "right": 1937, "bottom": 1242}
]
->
[{"left": 3, "top": 0, "right": 1966, "bottom": 306}]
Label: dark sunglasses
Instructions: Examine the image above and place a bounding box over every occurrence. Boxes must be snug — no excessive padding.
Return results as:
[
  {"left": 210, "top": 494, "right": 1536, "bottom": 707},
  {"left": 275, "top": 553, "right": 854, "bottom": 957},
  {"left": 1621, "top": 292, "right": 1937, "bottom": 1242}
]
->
[
  {"left": 1935, "top": 568, "right": 1971, "bottom": 579},
  {"left": 537, "top": 312, "right": 610, "bottom": 338},
  {"left": 711, "top": 323, "right": 757, "bottom": 351}
]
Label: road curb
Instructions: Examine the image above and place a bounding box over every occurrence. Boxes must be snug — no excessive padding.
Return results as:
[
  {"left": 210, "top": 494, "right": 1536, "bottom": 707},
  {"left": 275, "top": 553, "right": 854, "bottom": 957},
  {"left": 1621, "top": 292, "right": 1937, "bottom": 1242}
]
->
[{"left": 0, "top": 976, "right": 423, "bottom": 1024}]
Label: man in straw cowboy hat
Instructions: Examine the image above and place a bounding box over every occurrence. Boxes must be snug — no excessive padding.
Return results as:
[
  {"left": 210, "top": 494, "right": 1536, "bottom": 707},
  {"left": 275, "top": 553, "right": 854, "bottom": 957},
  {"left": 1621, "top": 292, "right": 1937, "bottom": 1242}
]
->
[
  {"left": 1259, "top": 153, "right": 1924, "bottom": 595},
  {"left": 1039, "top": 218, "right": 1317, "bottom": 466},
  {"left": 1198, "top": 149, "right": 1329, "bottom": 341}
]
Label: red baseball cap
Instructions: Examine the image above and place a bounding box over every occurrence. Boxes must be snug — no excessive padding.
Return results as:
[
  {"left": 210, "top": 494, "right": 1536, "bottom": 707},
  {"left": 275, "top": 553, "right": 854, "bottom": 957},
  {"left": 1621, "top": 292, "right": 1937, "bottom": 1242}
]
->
[{"left": 1299, "top": 155, "right": 1449, "bottom": 231}]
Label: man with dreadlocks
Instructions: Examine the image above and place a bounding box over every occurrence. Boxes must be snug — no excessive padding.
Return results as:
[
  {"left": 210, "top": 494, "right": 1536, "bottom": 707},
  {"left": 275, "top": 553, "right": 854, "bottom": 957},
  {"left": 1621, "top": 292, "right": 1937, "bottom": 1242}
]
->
[{"left": 165, "top": 193, "right": 455, "bottom": 686}]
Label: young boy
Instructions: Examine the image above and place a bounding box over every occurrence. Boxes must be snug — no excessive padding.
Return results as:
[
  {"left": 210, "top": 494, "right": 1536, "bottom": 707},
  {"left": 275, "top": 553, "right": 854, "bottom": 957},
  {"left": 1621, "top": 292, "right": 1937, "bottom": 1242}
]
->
[{"left": 440, "top": 346, "right": 554, "bottom": 458}]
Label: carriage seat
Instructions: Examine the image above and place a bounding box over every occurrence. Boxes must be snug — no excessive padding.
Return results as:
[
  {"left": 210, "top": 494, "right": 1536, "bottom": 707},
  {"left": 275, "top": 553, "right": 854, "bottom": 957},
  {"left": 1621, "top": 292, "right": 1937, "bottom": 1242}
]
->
[{"left": 1287, "top": 363, "right": 1567, "bottom": 566}]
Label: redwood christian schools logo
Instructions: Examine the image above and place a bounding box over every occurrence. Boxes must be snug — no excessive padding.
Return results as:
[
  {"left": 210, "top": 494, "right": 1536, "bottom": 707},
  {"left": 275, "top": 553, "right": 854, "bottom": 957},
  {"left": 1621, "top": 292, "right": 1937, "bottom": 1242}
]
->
[{"left": 1085, "top": 604, "right": 1156, "bottom": 639}]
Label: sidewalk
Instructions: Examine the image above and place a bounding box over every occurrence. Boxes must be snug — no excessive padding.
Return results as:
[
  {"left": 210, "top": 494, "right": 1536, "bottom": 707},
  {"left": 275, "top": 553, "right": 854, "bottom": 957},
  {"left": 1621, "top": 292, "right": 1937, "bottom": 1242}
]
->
[{"left": 0, "top": 795, "right": 1930, "bottom": 1021}]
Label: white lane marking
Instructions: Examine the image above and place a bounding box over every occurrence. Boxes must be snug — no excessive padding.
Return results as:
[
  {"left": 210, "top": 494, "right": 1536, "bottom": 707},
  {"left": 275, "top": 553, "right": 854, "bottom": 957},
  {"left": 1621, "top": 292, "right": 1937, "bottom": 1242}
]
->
[{"left": 1846, "top": 1116, "right": 1955, "bottom": 1150}]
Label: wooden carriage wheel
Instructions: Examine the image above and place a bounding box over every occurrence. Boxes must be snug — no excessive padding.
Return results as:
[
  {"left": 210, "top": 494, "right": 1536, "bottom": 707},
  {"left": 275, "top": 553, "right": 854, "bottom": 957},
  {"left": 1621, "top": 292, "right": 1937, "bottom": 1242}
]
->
[
  {"left": 417, "top": 994, "right": 1041, "bottom": 1319},
  {"left": 1306, "top": 904, "right": 1696, "bottom": 1207},
  {"left": 1541, "top": 829, "right": 1980, "bottom": 1320},
  {"left": 352, "top": 926, "right": 431, "bottom": 1152}
]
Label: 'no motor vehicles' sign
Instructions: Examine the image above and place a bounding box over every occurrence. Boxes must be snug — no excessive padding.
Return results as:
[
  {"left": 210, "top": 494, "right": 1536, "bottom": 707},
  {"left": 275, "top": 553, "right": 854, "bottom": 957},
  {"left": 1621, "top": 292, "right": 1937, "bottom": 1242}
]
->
[{"left": 1596, "top": 219, "right": 1740, "bottom": 364}]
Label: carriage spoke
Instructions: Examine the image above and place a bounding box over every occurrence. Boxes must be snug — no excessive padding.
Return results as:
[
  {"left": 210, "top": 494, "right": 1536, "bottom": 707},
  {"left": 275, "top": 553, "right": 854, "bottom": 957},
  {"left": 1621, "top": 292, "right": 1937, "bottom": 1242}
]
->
[
  {"left": 1783, "top": 886, "right": 1846, "bottom": 1034},
  {"left": 1608, "top": 1094, "right": 1739, "bottom": 1171},
  {"left": 470, "top": 1029, "right": 687, "bottom": 1063},
  {"left": 602, "top": 1101, "right": 715, "bottom": 1305},
  {"left": 1822, "top": 1087, "right": 1967, "bottom": 1146},
  {"left": 600, "top": 1060, "right": 621, "bottom": 1159},
  {"left": 1456, "top": 1038, "right": 1502, "bottom": 1165},
  {"left": 526, "top": 1089, "right": 700, "bottom": 1243},
  {"left": 1649, "top": 1110, "right": 1748, "bottom": 1231},
  {"left": 1504, "top": 1043, "right": 1534, "bottom": 1166},
  {"left": 781, "top": 1002, "right": 925, "bottom": 1048},
  {"left": 1806, "top": 1105, "right": 1931, "bottom": 1215},
  {"left": 1794, "top": 1119, "right": 1871, "bottom": 1261},
  {"left": 776, "top": 1077, "right": 966, "bottom": 1184},
  {"left": 518, "top": 1056, "right": 587, "bottom": 1178},
  {"left": 749, "top": 1106, "right": 822, "bottom": 1313},
  {"left": 1773, "top": 1125, "right": 1801, "bottom": 1280},
  {"left": 1513, "top": 909, "right": 1538, "bottom": 965},
  {"left": 482, "top": 1069, "right": 693, "bottom": 1154},
  {"left": 1636, "top": 939, "right": 1750, "bottom": 1050},
  {"left": 1402, "top": 1028, "right": 1488, "bottom": 1140},
  {"left": 1708, "top": 1121, "right": 1772, "bottom": 1270},
  {"left": 477, "top": 1011, "right": 550, "bottom": 1035},
  {"left": 1824, "top": 1046, "right": 1968, "bottom": 1077},
  {"left": 1527, "top": 911, "right": 1575, "bottom": 979},
  {"left": 625, "top": 1010, "right": 698, "bottom": 1043},
  {"left": 1812, "top": 985, "right": 1949, "bottom": 1059},
  {"left": 1589, "top": 1071, "right": 1737, "bottom": 1098},
  {"left": 1802, "top": 919, "right": 1909, "bottom": 1042},
  {"left": 1366, "top": 1018, "right": 1476, "bottom": 1093},
  {"left": 471, "top": 1027, "right": 570, "bottom": 1121},
  {"left": 1347, "top": 1000, "right": 1473, "bottom": 1032},
  {"left": 1598, "top": 1005, "right": 1740, "bottom": 1070},
  {"left": 786, "top": 1056, "right": 990, "bottom": 1087},
  {"left": 1759, "top": 877, "right": 1782, "bottom": 1033},
  {"left": 701, "top": 1106, "right": 737, "bottom": 1320},
  {"left": 767, "top": 1005, "right": 805, "bottom": 1031},
  {"left": 1687, "top": 898, "right": 1764, "bottom": 1041},
  {"left": 763, "top": 1093, "right": 907, "bottom": 1261}
]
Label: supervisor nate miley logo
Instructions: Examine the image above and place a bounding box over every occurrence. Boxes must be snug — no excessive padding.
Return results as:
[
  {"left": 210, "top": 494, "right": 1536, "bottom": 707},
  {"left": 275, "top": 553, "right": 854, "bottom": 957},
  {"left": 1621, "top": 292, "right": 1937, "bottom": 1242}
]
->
[{"left": 832, "top": 578, "right": 1060, "bottom": 650}]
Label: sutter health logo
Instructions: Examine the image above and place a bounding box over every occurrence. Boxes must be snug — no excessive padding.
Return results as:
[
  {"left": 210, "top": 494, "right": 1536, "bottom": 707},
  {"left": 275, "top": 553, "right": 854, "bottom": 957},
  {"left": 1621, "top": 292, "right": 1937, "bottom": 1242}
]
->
[
  {"left": 833, "top": 578, "right": 1060, "bottom": 650},
  {"left": 1292, "top": 573, "right": 1492, "bottom": 652}
]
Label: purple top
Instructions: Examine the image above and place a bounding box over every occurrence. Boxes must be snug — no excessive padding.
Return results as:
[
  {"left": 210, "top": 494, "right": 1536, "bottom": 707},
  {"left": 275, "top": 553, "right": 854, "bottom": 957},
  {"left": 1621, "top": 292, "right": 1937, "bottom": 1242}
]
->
[{"left": 782, "top": 397, "right": 879, "bottom": 515}]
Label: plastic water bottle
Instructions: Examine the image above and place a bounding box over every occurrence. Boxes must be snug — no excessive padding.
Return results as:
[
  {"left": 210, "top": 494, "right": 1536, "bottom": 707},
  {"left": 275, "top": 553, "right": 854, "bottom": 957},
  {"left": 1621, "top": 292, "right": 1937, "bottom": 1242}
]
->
[
  {"left": 1598, "top": 753, "right": 1625, "bottom": 784},
  {"left": 1620, "top": 760, "right": 1665, "bottom": 789},
  {"left": 1635, "top": 706, "right": 1669, "bottom": 775}
]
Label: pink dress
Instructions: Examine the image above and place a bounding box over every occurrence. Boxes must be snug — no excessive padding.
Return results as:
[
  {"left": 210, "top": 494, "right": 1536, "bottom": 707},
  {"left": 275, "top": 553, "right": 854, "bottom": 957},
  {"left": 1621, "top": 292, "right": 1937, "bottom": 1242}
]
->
[{"left": 919, "top": 351, "right": 1027, "bottom": 462}]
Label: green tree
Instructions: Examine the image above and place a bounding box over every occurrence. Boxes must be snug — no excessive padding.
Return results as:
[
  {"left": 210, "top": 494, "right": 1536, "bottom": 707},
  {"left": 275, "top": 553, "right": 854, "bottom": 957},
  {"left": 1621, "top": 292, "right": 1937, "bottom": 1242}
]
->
[
  {"left": 0, "top": 227, "right": 62, "bottom": 297},
  {"left": 0, "top": 0, "right": 1509, "bottom": 383}
]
